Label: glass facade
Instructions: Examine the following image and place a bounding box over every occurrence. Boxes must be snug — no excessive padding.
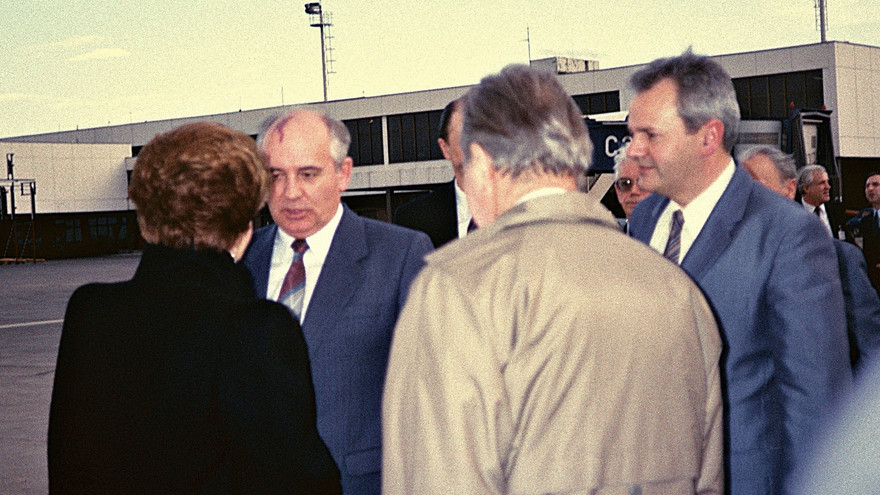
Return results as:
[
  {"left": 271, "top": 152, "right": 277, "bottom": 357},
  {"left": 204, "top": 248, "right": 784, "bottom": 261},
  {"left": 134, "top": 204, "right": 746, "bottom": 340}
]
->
[{"left": 733, "top": 69, "right": 824, "bottom": 120}]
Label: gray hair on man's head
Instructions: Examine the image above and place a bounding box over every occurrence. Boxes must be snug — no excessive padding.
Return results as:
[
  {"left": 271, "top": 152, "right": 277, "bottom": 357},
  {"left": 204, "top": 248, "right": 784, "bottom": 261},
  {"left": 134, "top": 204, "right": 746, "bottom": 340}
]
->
[
  {"left": 258, "top": 110, "right": 351, "bottom": 170},
  {"left": 629, "top": 48, "right": 740, "bottom": 152},
  {"left": 612, "top": 141, "right": 632, "bottom": 180},
  {"left": 797, "top": 164, "right": 828, "bottom": 193},
  {"left": 736, "top": 145, "right": 797, "bottom": 186},
  {"left": 460, "top": 64, "right": 593, "bottom": 180}
]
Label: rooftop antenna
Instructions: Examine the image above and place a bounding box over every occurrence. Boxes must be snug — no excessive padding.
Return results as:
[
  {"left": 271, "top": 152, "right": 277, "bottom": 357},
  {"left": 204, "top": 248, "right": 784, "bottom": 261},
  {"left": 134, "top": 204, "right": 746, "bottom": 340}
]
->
[
  {"left": 524, "top": 26, "right": 532, "bottom": 63},
  {"left": 815, "top": 0, "right": 828, "bottom": 42}
]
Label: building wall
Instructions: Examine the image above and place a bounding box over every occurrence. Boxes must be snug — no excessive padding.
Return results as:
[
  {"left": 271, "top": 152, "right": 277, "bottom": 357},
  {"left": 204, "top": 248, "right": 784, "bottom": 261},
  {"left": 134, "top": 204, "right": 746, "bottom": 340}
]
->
[
  {"left": 3, "top": 42, "right": 879, "bottom": 199},
  {"left": 831, "top": 43, "right": 880, "bottom": 157},
  {"left": 0, "top": 142, "right": 132, "bottom": 215}
]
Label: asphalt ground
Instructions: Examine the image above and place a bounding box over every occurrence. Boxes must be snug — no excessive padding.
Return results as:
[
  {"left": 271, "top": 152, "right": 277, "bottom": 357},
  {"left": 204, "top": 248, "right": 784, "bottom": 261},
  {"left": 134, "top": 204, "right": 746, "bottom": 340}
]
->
[{"left": 0, "top": 254, "right": 141, "bottom": 494}]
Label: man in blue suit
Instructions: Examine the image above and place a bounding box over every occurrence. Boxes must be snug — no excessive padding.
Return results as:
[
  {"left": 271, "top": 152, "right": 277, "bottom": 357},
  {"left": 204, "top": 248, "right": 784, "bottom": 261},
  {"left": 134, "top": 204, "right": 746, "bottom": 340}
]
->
[
  {"left": 740, "top": 145, "right": 880, "bottom": 374},
  {"left": 627, "top": 51, "right": 852, "bottom": 494},
  {"left": 242, "top": 110, "right": 433, "bottom": 494}
]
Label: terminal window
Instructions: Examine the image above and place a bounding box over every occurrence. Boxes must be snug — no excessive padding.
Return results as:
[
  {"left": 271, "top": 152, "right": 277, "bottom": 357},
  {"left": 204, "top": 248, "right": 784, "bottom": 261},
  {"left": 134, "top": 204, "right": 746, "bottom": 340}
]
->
[
  {"left": 734, "top": 69, "right": 824, "bottom": 120},
  {"left": 571, "top": 91, "right": 621, "bottom": 116}
]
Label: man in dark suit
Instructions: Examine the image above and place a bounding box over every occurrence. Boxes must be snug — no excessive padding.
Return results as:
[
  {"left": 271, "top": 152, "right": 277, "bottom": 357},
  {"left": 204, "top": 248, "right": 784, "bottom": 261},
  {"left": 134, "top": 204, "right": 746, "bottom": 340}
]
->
[
  {"left": 797, "top": 164, "right": 846, "bottom": 237},
  {"left": 740, "top": 145, "right": 880, "bottom": 374},
  {"left": 242, "top": 110, "right": 433, "bottom": 494},
  {"left": 393, "top": 98, "right": 473, "bottom": 247},
  {"left": 848, "top": 171, "right": 880, "bottom": 294},
  {"left": 627, "top": 51, "right": 851, "bottom": 494}
]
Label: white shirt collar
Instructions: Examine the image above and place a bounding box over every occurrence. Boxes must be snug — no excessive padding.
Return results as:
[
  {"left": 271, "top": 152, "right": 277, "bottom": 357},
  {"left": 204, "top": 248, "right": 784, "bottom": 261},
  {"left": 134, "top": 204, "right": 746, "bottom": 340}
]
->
[
  {"left": 650, "top": 159, "right": 736, "bottom": 262},
  {"left": 801, "top": 198, "right": 823, "bottom": 213},
  {"left": 453, "top": 179, "right": 473, "bottom": 239},
  {"left": 269, "top": 203, "right": 344, "bottom": 318},
  {"left": 516, "top": 187, "right": 568, "bottom": 206}
]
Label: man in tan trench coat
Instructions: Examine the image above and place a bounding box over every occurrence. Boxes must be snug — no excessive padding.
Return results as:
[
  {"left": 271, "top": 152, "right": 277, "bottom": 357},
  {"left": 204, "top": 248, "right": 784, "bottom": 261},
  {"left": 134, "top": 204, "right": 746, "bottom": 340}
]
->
[{"left": 382, "top": 64, "right": 724, "bottom": 494}]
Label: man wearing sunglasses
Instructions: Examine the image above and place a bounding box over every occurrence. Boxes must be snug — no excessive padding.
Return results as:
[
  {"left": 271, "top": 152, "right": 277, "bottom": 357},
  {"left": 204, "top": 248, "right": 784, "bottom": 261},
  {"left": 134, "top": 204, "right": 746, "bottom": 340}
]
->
[{"left": 613, "top": 141, "right": 650, "bottom": 233}]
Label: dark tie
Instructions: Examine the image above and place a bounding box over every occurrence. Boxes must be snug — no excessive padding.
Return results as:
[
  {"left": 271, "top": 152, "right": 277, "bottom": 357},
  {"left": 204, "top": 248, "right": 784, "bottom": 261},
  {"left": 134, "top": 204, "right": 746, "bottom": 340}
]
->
[
  {"left": 279, "top": 239, "right": 308, "bottom": 320},
  {"left": 467, "top": 218, "right": 477, "bottom": 233},
  {"left": 663, "top": 210, "right": 684, "bottom": 264},
  {"left": 814, "top": 206, "right": 821, "bottom": 216}
]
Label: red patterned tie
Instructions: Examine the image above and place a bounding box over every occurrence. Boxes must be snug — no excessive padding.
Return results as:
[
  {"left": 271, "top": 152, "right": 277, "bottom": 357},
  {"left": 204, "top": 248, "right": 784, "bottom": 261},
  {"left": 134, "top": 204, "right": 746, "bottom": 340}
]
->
[{"left": 279, "top": 239, "right": 308, "bottom": 319}]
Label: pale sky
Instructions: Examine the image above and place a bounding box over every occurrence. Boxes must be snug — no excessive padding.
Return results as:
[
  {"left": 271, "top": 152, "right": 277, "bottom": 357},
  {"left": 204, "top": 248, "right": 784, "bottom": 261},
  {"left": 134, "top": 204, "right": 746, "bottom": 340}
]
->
[{"left": 1, "top": 0, "right": 878, "bottom": 138}]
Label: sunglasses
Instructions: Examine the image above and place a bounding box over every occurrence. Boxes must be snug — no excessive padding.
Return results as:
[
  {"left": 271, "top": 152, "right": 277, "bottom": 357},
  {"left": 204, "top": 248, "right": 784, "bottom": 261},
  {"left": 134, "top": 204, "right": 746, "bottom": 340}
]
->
[{"left": 614, "top": 177, "right": 635, "bottom": 193}]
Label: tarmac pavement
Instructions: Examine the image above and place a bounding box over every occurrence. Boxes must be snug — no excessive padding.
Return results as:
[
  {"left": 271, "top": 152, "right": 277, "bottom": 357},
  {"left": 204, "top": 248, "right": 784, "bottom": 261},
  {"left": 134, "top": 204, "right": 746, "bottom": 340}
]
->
[{"left": 0, "top": 254, "right": 140, "bottom": 494}]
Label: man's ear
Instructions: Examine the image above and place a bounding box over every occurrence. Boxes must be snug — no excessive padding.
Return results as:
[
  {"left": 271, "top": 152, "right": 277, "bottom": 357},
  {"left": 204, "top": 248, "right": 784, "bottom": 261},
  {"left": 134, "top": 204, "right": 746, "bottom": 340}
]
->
[
  {"left": 439, "top": 138, "right": 452, "bottom": 161},
  {"left": 699, "top": 119, "right": 725, "bottom": 156},
  {"left": 468, "top": 143, "right": 496, "bottom": 181},
  {"left": 336, "top": 157, "right": 353, "bottom": 192}
]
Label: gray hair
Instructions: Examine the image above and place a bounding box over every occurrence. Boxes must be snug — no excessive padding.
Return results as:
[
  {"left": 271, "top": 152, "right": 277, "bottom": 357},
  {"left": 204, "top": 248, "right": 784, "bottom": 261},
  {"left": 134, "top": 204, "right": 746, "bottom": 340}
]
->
[
  {"left": 612, "top": 141, "right": 632, "bottom": 180},
  {"left": 258, "top": 110, "right": 351, "bottom": 170},
  {"left": 737, "top": 146, "right": 797, "bottom": 186},
  {"left": 797, "top": 164, "right": 827, "bottom": 193},
  {"left": 460, "top": 64, "right": 593, "bottom": 180},
  {"left": 629, "top": 49, "right": 740, "bottom": 152}
]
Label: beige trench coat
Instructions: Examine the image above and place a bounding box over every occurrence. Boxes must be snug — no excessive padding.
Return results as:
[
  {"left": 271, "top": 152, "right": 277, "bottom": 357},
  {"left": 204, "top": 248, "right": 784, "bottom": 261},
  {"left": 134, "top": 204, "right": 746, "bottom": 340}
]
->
[{"left": 383, "top": 191, "right": 723, "bottom": 494}]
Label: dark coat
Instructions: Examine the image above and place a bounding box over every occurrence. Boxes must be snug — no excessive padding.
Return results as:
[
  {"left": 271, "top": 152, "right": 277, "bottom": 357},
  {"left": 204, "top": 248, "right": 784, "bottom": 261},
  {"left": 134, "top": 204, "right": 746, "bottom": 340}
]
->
[
  {"left": 393, "top": 180, "right": 459, "bottom": 248},
  {"left": 48, "top": 243, "right": 340, "bottom": 494}
]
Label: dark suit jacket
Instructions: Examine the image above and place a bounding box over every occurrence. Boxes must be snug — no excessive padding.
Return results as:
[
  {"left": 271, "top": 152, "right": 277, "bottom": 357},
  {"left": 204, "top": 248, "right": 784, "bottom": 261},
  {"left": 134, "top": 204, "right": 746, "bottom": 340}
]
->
[
  {"left": 48, "top": 244, "right": 340, "bottom": 494},
  {"left": 242, "top": 205, "right": 432, "bottom": 495},
  {"left": 849, "top": 207, "right": 880, "bottom": 294},
  {"left": 835, "top": 239, "right": 880, "bottom": 373},
  {"left": 393, "top": 180, "right": 458, "bottom": 248},
  {"left": 630, "top": 164, "right": 851, "bottom": 495},
  {"left": 825, "top": 200, "right": 846, "bottom": 236}
]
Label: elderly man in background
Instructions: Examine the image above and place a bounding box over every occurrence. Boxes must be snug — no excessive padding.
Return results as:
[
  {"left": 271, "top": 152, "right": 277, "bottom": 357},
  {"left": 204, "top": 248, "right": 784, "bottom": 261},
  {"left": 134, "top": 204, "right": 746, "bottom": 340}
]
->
[
  {"left": 627, "top": 50, "right": 850, "bottom": 494},
  {"left": 383, "top": 64, "right": 724, "bottom": 494},
  {"left": 242, "top": 110, "right": 432, "bottom": 494},
  {"left": 797, "top": 163, "right": 842, "bottom": 236},
  {"left": 739, "top": 145, "right": 880, "bottom": 374},
  {"left": 612, "top": 141, "right": 650, "bottom": 232}
]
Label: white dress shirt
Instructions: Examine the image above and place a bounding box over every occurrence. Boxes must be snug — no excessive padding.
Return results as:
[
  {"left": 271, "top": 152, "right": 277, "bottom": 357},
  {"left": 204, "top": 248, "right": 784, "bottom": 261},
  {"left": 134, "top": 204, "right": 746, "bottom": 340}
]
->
[
  {"left": 268, "top": 203, "right": 344, "bottom": 321},
  {"left": 802, "top": 199, "right": 833, "bottom": 236},
  {"left": 649, "top": 159, "right": 736, "bottom": 262},
  {"left": 454, "top": 179, "right": 472, "bottom": 239}
]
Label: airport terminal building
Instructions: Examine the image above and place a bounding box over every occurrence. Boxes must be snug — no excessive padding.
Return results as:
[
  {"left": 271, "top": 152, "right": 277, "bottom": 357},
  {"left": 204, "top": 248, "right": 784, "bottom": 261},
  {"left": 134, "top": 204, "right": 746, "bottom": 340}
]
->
[{"left": 2, "top": 41, "right": 879, "bottom": 259}]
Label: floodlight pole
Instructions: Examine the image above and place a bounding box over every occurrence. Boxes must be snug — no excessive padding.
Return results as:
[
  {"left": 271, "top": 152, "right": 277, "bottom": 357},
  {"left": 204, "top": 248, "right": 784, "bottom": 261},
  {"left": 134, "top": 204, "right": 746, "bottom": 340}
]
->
[{"left": 305, "top": 2, "right": 329, "bottom": 101}]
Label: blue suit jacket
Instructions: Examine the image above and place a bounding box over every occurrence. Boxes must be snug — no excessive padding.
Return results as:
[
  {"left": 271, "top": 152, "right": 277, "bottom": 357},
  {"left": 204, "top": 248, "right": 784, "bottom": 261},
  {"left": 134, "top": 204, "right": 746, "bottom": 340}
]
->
[
  {"left": 630, "top": 164, "right": 852, "bottom": 494},
  {"left": 242, "top": 205, "right": 432, "bottom": 494},
  {"left": 834, "top": 239, "right": 880, "bottom": 373}
]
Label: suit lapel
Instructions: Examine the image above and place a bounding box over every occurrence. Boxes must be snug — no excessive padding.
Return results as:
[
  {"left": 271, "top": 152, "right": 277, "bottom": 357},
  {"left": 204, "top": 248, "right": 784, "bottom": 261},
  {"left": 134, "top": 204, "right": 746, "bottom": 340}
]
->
[
  {"left": 243, "top": 224, "right": 277, "bottom": 298},
  {"left": 631, "top": 195, "right": 670, "bottom": 245},
  {"left": 438, "top": 181, "right": 459, "bottom": 242},
  {"left": 680, "top": 166, "right": 750, "bottom": 281},
  {"left": 301, "top": 206, "right": 367, "bottom": 336}
]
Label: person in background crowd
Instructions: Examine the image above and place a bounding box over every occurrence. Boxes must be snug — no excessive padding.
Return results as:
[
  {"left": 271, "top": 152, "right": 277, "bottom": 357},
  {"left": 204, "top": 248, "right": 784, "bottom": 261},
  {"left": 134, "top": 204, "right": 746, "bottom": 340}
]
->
[
  {"left": 394, "top": 98, "right": 476, "bottom": 247},
  {"left": 797, "top": 164, "right": 844, "bottom": 237},
  {"left": 847, "top": 171, "right": 880, "bottom": 295},
  {"left": 739, "top": 145, "right": 880, "bottom": 374},
  {"left": 627, "top": 50, "right": 851, "bottom": 494},
  {"left": 612, "top": 141, "right": 651, "bottom": 232},
  {"left": 49, "top": 121, "right": 340, "bottom": 494},
  {"left": 384, "top": 64, "right": 724, "bottom": 494}
]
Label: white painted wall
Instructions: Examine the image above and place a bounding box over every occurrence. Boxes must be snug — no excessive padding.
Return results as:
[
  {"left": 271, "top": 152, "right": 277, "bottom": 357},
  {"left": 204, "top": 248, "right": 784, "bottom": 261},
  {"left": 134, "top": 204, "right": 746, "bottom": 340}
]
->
[{"left": 0, "top": 142, "right": 131, "bottom": 215}]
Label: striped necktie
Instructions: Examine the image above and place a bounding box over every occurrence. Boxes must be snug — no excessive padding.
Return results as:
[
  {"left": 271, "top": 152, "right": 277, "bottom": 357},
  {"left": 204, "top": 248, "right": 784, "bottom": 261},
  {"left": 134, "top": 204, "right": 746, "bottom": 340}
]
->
[
  {"left": 279, "top": 239, "right": 308, "bottom": 321},
  {"left": 663, "top": 210, "right": 684, "bottom": 264}
]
